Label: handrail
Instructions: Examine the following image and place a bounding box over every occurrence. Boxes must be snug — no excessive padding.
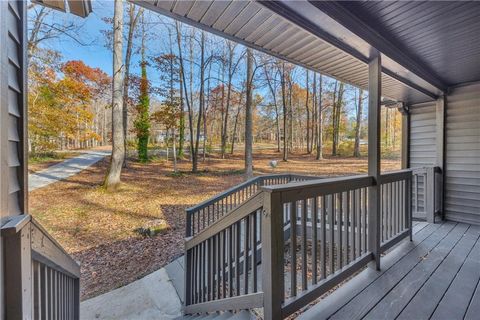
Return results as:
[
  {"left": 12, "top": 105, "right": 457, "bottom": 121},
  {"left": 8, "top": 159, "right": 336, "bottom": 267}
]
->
[
  {"left": 186, "top": 192, "right": 264, "bottom": 249},
  {"left": 2, "top": 214, "right": 80, "bottom": 319},
  {"left": 186, "top": 173, "right": 321, "bottom": 236},
  {"left": 185, "top": 169, "right": 420, "bottom": 319},
  {"left": 184, "top": 190, "right": 265, "bottom": 313}
]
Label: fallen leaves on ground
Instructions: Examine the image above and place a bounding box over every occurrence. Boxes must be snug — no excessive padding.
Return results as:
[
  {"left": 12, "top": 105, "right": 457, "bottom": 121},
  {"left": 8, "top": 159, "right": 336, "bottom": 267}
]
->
[{"left": 29, "top": 148, "right": 400, "bottom": 300}]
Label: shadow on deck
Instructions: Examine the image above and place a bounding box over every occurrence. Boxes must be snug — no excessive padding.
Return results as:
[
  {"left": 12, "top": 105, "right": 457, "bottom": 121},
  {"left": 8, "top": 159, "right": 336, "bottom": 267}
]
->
[{"left": 299, "top": 221, "right": 480, "bottom": 320}]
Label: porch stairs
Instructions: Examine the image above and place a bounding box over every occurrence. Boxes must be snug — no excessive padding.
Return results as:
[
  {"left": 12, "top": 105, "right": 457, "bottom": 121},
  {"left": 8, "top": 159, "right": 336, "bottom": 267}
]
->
[{"left": 180, "top": 171, "right": 427, "bottom": 319}]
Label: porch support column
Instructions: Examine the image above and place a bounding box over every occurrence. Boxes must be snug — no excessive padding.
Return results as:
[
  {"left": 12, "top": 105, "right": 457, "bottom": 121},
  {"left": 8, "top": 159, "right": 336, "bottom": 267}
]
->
[
  {"left": 435, "top": 96, "right": 445, "bottom": 169},
  {"left": 368, "top": 50, "right": 381, "bottom": 271},
  {"left": 398, "top": 103, "right": 410, "bottom": 169},
  {"left": 434, "top": 96, "right": 445, "bottom": 221}
]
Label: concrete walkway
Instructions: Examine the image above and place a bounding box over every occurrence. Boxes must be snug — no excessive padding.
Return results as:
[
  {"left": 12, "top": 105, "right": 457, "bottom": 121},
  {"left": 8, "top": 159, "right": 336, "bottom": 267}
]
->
[
  {"left": 80, "top": 260, "right": 183, "bottom": 320},
  {"left": 29, "top": 150, "right": 110, "bottom": 191}
]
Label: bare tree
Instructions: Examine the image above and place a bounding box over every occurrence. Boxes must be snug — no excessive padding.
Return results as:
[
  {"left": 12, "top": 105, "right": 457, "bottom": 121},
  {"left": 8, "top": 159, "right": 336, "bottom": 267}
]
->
[
  {"left": 104, "top": 0, "right": 125, "bottom": 191},
  {"left": 305, "top": 70, "right": 311, "bottom": 154},
  {"left": 245, "top": 48, "right": 254, "bottom": 179},
  {"left": 281, "top": 62, "right": 288, "bottom": 161},
  {"left": 316, "top": 74, "right": 324, "bottom": 160},
  {"left": 123, "top": 4, "right": 143, "bottom": 165},
  {"left": 353, "top": 88, "right": 364, "bottom": 157}
]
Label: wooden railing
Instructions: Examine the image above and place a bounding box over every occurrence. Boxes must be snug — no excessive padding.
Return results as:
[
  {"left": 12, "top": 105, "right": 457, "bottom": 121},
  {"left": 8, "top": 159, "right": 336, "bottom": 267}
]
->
[
  {"left": 185, "top": 174, "right": 320, "bottom": 237},
  {"left": 184, "top": 171, "right": 414, "bottom": 318},
  {"left": 380, "top": 170, "right": 413, "bottom": 252},
  {"left": 2, "top": 215, "right": 80, "bottom": 320},
  {"left": 184, "top": 192, "right": 265, "bottom": 314},
  {"left": 412, "top": 166, "right": 442, "bottom": 222}
]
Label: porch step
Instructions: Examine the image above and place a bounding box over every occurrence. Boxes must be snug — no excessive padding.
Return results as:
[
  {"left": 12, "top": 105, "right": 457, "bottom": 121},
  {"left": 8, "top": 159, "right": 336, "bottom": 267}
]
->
[{"left": 176, "top": 310, "right": 255, "bottom": 320}]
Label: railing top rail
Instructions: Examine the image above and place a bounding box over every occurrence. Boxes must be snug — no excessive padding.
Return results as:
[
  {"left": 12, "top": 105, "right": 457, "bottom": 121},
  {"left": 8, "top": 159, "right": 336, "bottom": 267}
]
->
[
  {"left": 185, "top": 173, "right": 310, "bottom": 213},
  {"left": 380, "top": 169, "right": 412, "bottom": 184},
  {"left": 185, "top": 191, "right": 264, "bottom": 249},
  {"left": 2, "top": 214, "right": 81, "bottom": 278},
  {"left": 262, "top": 174, "right": 374, "bottom": 203}
]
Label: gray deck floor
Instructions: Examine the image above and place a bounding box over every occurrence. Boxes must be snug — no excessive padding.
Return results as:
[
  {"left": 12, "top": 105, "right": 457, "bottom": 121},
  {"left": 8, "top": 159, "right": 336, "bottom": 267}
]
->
[{"left": 299, "top": 221, "right": 480, "bottom": 320}]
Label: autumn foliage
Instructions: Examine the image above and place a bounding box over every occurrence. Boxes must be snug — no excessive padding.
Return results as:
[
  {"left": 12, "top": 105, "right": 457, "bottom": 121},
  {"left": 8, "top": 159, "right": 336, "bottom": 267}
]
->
[{"left": 28, "top": 56, "right": 110, "bottom": 153}]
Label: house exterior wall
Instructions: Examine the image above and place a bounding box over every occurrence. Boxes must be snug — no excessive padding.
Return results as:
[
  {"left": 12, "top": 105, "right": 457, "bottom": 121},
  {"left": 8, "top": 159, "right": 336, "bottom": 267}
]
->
[
  {"left": 0, "top": 0, "right": 27, "bottom": 220},
  {"left": 409, "top": 102, "right": 437, "bottom": 168},
  {"left": 1, "top": 1, "right": 27, "bottom": 318},
  {"left": 409, "top": 101, "right": 437, "bottom": 216},
  {"left": 444, "top": 83, "right": 480, "bottom": 224},
  {"left": 410, "top": 82, "right": 480, "bottom": 225}
]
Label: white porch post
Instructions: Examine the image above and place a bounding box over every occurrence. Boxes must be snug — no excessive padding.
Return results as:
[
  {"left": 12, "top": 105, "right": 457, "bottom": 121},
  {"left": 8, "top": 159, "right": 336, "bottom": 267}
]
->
[{"left": 368, "top": 50, "right": 382, "bottom": 271}]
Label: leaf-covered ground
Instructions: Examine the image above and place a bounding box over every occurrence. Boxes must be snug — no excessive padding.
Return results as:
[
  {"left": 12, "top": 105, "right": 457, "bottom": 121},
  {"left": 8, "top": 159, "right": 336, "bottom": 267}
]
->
[{"left": 29, "top": 149, "right": 400, "bottom": 300}]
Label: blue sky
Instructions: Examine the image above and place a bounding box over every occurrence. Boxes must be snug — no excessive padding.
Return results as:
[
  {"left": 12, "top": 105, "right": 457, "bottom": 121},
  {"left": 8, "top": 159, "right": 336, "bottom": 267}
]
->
[{"left": 30, "top": 0, "right": 365, "bottom": 118}]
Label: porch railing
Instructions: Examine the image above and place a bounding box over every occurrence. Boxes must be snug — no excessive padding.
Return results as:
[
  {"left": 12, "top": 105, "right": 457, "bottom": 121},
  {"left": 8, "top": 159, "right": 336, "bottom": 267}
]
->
[
  {"left": 184, "top": 170, "right": 414, "bottom": 318},
  {"left": 185, "top": 173, "right": 320, "bottom": 237},
  {"left": 2, "top": 215, "right": 80, "bottom": 320},
  {"left": 412, "top": 166, "right": 442, "bottom": 222}
]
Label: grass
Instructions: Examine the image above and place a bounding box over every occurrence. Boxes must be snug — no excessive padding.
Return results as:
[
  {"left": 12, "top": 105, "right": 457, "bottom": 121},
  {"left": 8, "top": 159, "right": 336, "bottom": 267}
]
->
[{"left": 28, "top": 147, "right": 400, "bottom": 300}]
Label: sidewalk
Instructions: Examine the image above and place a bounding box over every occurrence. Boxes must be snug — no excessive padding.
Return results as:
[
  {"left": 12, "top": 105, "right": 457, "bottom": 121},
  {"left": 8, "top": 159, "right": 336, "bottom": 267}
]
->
[
  {"left": 29, "top": 150, "right": 111, "bottom": 191},
  {"left": 80, "top": 258, "right": 183, "bottom": 320}
]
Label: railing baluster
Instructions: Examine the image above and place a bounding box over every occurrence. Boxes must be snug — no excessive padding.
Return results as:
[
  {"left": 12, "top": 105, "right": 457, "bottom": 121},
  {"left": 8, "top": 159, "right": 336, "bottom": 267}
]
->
[
  {"left": 329, "top": 194, "right": 335, "bottom": 275},
  {"left": 321, "top": 196, "right": 327, "bottom": 280},
  {"left": 345, "top": 191, "right": 350, "bottom": 265},
  {"left": 337, "top": 192, "right": 343, "bottom": 270},
  {"left": 352, "top": 189, "right": 357, "bottom": 261},
  {"left": 243, "top": 216, "right": 250, "bottom": 295},
  {"left": 221, "top": 231, "right": 226, "bottom": 299},
  {"left": 252, "top": 212, "right": 258, "bottom": 292},
  {"left": 235, "top": 221, "right": 241, "bottom": 296},
  {"left": 228, "top": 226, "right": 233, "bottom": 297},
  {"left": 301, "top": 199, "right": 307, "bottom": 291},
  {"left": 216, "top": 233, "right": 221, "bottom": 300},
  {"left": 312, "top": 197, "right": 318, "bottom": 285},
  {"left": 290, "top": 202, "right": 297, "bottom": 297}
]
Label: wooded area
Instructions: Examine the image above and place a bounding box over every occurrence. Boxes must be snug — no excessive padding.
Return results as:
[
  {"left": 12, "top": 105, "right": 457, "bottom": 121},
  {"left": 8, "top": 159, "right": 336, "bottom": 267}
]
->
[{"left": 27, "top": 1, "right": 402, "bottom": 189}]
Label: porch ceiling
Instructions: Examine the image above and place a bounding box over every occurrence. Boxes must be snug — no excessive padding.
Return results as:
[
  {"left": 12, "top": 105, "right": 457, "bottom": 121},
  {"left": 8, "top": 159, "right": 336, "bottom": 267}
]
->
[
  {"left": 133, "top": 0, "right": 441, "bottom": 105},
  {"left": 325, "top": 1, "right": 480, "bottom": 88}
]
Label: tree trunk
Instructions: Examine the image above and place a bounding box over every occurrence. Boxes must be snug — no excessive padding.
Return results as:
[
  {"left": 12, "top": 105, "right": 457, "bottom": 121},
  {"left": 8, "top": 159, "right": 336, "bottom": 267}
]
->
[
  {"left": 353, "top": 88, "right": 364, "bottom": 157},
  {"left": 193, "top": 32, "right": 206, "bottom": 173},
  {"left": 104, "top": 0, "right": 125, "bottom": 191},
  {"left": 123, "top": 5, "right": 142, "bottom": 166},
  {"left": 305, "top": 70, "right": 311, "bottom": 154},
  {"left": 176, "top": 22, "right": 195, "bottom": 166},
  {"left": 316, "top": 75, "right": 323, "bottom": 160},
  {"left": 281, "top": 62, "right": 288, "bottom": 161},
  {"left": 245, "top": 48, "right": 254, "bottom": 179}
]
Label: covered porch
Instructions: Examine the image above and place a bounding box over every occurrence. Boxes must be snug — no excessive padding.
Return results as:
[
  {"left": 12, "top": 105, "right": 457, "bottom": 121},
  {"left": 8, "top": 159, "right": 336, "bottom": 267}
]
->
[{"left": 1, "top": 1, "right": 479, "bottom": 319}]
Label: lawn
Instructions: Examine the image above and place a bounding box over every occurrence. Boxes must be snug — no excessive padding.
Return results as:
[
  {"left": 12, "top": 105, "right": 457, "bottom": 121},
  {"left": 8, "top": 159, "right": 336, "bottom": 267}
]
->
[{"left": 28, "top": 148, "right": 400, "bottom": 300}]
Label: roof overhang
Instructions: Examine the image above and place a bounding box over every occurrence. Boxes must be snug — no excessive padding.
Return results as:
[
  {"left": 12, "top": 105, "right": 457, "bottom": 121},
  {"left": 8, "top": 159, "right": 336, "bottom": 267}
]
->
[
  {"left": 32, "top": 0, "right": 92, "bottom": 18},
  {"left": 133, "top": 0, "right": 450, "bottom": 105}
]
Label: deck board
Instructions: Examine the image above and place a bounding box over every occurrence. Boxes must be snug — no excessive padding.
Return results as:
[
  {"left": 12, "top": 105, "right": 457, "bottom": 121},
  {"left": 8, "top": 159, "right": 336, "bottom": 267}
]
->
[
  {"left": 299, "top": 222, "right": 480, "bottom": 320},
  {"left": 329, "top": 222, "right": 463, "bottom": 320},
  {"left": 297, "top": 222, "right": 444, "bottom": 320},
  {"left": 465, "top": 279, "right": 480, "bottom": 320},
  {"left": 432, "top": 232, "right": 480, "bottom": 320},
  {"left": 367, "top": 224, "right": 478, "bottom": 319},
  {"left": 398, "top": 225, "right": 480, "bottom": 320}
]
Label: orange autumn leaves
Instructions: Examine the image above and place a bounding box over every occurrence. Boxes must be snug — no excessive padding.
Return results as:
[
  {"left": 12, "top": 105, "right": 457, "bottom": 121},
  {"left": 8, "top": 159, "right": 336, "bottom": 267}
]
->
[{"left": 28, "top": 60, "right": 110, "bottom": 152}]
